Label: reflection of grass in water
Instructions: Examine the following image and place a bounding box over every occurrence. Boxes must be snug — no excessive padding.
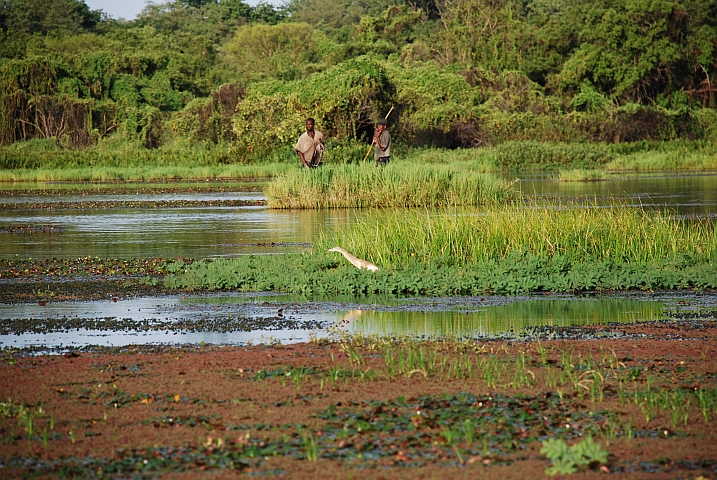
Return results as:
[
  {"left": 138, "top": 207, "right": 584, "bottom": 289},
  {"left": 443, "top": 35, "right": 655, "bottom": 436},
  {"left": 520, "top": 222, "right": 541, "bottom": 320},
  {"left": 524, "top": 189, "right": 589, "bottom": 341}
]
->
[{"left": 348, "top": 299, "right": 663, "bottom": 337}]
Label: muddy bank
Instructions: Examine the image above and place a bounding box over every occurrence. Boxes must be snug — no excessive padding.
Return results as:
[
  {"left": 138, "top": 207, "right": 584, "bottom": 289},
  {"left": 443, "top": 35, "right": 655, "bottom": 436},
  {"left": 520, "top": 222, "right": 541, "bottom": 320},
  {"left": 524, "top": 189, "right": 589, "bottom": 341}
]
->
[
  {"left": 0, "top": 199, "right": 267, "bottom": 210},
  {"left": 0, "top": 185, "right": 265, "bottom": 197}
]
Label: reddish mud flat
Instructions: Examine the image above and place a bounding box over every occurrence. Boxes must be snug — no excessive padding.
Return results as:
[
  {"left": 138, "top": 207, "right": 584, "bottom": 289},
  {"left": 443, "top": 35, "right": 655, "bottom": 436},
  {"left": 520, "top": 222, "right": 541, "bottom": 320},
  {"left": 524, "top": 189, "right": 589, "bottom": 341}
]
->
[{"left": 1, "top": 321, "right": 716, "bottom": 479}]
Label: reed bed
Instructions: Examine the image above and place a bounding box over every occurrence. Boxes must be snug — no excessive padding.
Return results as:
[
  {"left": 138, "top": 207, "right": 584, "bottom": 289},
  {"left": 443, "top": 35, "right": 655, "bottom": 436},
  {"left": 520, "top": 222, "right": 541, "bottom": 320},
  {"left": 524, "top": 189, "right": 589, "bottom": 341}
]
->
[
  {"left": 556, "top": 169, "right": 610, "bottom": 182},
  {"left": 264, "top": 162, "right": 516, "bottom": 208},
  {"left": 317, "top": 204, "right": 717, "bottom": 266},
  {"left": 0, "top": 163, "right": 293, "bottom": 183},
  {"left": 604, "top": 145, "right": 717, "bottom": 172},
  {"left": 3, "top": 139, "right": 715, "bottom": 183},
  {"left": 402, "top": 140, "right": 717, "bottom": 173}
]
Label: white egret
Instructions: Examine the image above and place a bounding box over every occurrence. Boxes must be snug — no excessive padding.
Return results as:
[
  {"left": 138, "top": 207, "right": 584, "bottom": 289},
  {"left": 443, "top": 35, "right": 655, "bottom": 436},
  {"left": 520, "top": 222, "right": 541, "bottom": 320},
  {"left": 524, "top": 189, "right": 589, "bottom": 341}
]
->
[{"left": 327, "top": 247, "right": 379, "bottom": 271}]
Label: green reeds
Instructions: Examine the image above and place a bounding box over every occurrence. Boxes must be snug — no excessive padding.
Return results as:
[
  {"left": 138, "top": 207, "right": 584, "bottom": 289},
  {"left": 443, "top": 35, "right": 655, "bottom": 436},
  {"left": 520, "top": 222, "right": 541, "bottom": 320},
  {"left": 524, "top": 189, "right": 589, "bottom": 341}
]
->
[
  {"left": 317, "top": 203, "right": 717, "bottom": 266},
  {"left": 556, "top": 169, "right": 609, "bottom": 182},
  {"left": 605, "top": 144, "right": 717, "bottom": 172},
  {"left": 165, "top": 202, "right": 717, "bottom": 294},
  {"left": 0, "top": 138, "right": 296, "bottom": 181},
  {"left": 264, "top": 162, "right": 516, "bottom": 209},
  {"left": 0, "top": 163, "right": 292, "bottom": 183}
]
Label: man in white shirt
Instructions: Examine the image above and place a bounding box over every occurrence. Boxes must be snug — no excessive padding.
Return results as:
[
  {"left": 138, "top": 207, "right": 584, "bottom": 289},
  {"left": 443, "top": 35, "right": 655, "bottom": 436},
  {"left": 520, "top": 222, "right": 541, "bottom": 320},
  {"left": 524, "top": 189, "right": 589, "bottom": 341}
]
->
[{"left": 294, "top": 118, "right": 325, "bottom": 168}]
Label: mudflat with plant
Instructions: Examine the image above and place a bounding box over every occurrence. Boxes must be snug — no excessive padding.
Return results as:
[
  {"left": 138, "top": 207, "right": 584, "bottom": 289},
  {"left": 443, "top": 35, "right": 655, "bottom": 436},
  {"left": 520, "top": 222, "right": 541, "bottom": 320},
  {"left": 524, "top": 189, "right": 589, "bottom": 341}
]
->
[{"left": 1, "top": 323, "right": 716, "bottom": 478}]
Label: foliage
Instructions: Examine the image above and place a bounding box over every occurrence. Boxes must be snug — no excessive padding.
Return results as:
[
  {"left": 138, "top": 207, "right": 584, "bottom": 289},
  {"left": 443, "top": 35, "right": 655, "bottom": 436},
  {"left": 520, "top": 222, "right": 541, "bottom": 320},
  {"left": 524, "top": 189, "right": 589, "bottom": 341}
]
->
[
  {"left": 230, "top": 55, "right": 392, "bottom": 159},
  {"left": 317, "top": 204, "right": 717, "bottom": 265},
  {"left": 164, "top": 201, "right": 717, "bottom": 295},
  {"left": 492, "top": 141, "right": 613, "bottom": 169},
  {"left": 164, "top": 250, "right": 717, "bottom": 295},
  {"left": 287, "top": 0, "right": 393, "bottom": 33},
  {"left": 0, "top": 0, "right": 102, "bottom": 35},
  {"left": 540, "top": 436, "right": 608, "bottom": 475},
  {"left": 0, "top": 0, "right": 716, "bottom": 159},
  {"left": 170, "top": 83, "right": 244, "bottom": 145},
  {"left": 550, "top": 0, "right": 717, "bottom": 105},
  {"left": 222, "top": 23, "right": 335, "bottom": 82},
  {"left": 387, "top": 63, "right": 481, "bottom": 146}
]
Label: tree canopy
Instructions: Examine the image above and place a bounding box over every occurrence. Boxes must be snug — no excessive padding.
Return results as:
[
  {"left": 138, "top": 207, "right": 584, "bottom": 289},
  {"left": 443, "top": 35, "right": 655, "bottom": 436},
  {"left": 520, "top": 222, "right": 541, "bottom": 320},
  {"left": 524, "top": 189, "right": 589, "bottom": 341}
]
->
[{"left": 1, "top": 0, "right": 715, "bottom": 155}]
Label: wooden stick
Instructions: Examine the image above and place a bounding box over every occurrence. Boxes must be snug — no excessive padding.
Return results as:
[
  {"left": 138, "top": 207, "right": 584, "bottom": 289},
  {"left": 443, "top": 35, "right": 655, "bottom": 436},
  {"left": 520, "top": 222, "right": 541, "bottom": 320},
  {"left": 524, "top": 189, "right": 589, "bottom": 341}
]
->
[{"left": 362, "top": 106, "right": 394, "bottom": 162}]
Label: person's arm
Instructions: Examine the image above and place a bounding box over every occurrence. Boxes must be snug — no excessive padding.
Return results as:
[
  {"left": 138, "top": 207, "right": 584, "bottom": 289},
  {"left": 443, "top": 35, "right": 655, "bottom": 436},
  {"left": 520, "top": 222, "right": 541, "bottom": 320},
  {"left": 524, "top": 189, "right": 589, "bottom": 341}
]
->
[{"left": 373, "top": 131, "right": 382, "bottom": 149}]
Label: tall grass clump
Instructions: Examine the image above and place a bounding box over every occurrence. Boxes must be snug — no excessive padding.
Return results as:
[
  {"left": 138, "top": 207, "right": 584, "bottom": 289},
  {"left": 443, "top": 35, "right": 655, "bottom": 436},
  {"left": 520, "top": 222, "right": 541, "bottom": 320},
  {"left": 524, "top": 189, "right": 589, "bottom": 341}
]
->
[
  {"left": 556, "top": 169, "right": 609, "bottom": 182},
  {"left": 390, "top": 140, "right": 717, "bottom": 174},
  {"left": 399, "top": 142, "right": 614, "bottom": 171},
  {"left": 493, "top": 141, "right": 614, "bottom": 170},
  {"left": 317, "top": 204, "right": 717, "bottom": 266},
  {"left": 604, "top": 144, "right": 717, "bottom": 172},
  {"left": 264, "top": 162, "right": 516, "bottom": 208},
  {"left": 403, "top": 147, "right": 499, "bottom": 172}
]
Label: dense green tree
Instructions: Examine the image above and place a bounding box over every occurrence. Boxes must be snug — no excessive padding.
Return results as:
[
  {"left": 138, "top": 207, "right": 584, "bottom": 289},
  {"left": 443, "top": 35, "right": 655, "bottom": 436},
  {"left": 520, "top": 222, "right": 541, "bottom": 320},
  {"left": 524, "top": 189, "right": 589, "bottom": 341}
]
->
[
  {"left": 550, "top": 0, "right": 717, "bottom": 106},
  {"left": 287, "top": 0, "right": 394, "bottom": 41},
  {"left": 1, "top": 0, "right": 715, "bottom": 150},
  {"left": 223, "top": 22, "right": 335, "bottom": 82},
  {"left": 0, "top": 0, "right": 102, "bottom": 35},
  {"left": 136, "top": 0, "right": 286, "bottom": 42}
]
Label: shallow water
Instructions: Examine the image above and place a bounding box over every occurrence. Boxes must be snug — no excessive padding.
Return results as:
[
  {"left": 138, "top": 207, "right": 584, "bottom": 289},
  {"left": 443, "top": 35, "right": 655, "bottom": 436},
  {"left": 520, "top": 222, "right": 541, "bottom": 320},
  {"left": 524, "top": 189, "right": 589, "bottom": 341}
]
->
[
  {"left": 0, "top": 204, "right": 360, "bottom": 259},
  {"left": 1, "top": 173, "right": 716, "bottom": 260},
  {"left": 2, "top": 293, "right": 711, "bottom": 351},
  {"left": 518, "top": 172, "right": 717, "bottom": 217},
  {"left": 2, "top": 175, "right": 716, "bottom": 349}
]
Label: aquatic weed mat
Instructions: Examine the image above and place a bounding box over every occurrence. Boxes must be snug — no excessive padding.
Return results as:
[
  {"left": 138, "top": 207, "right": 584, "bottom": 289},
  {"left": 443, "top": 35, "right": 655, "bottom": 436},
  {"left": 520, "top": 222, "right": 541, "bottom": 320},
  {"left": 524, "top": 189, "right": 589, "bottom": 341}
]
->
[
  {"left": 0, "top": 279, "right": 173, "bottom": 304},
  {"left": 1, "top": 336, "right": 716, "bottom": 478}
]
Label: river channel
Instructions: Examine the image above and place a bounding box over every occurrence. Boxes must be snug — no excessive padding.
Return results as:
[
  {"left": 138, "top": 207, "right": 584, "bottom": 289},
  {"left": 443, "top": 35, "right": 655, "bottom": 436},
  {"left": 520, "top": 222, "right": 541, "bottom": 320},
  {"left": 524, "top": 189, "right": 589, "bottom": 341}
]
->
[{"left": 1, "top": 173, "right": 716, "bottom": 350}]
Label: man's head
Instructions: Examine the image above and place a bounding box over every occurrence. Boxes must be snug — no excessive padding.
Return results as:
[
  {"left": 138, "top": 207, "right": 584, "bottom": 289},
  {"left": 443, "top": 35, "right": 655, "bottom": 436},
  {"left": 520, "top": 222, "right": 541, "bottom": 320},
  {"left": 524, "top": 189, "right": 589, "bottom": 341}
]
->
[
  {"left": 305, "top": 118, "right": 315, "bottom": 132},
  {"left": 377, "top": 119, "right": 387, "bottom": 132}
]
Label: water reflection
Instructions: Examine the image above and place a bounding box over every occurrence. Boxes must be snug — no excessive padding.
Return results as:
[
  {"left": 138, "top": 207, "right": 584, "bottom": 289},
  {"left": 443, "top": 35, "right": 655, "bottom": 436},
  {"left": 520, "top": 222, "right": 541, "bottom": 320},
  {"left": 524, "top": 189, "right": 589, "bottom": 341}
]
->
[
  {"left": 518, "top": 173, "right": 717, "bottom": 216},
  {"left": 347, "top": 298, "right": 664, "bottom": 337},
  {"left": 0, "top": 206, "right": 360, "bottom": 259},
  {"left": 1, "top": 174, "right": 715, "bottom": 260},
  {"left": 0, "top": 295, "right": 667, "bottom": 350}
]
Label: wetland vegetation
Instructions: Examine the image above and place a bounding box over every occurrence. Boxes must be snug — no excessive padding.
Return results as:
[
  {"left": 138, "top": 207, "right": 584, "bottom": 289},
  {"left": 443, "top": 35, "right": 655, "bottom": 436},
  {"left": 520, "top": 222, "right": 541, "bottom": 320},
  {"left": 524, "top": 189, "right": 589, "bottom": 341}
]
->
[
  {"left": 265, "top": 163, "right": 516, "bottom": 209},
  {"left": 164, "top": 205, "right": 717, "bottom": 295}
]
